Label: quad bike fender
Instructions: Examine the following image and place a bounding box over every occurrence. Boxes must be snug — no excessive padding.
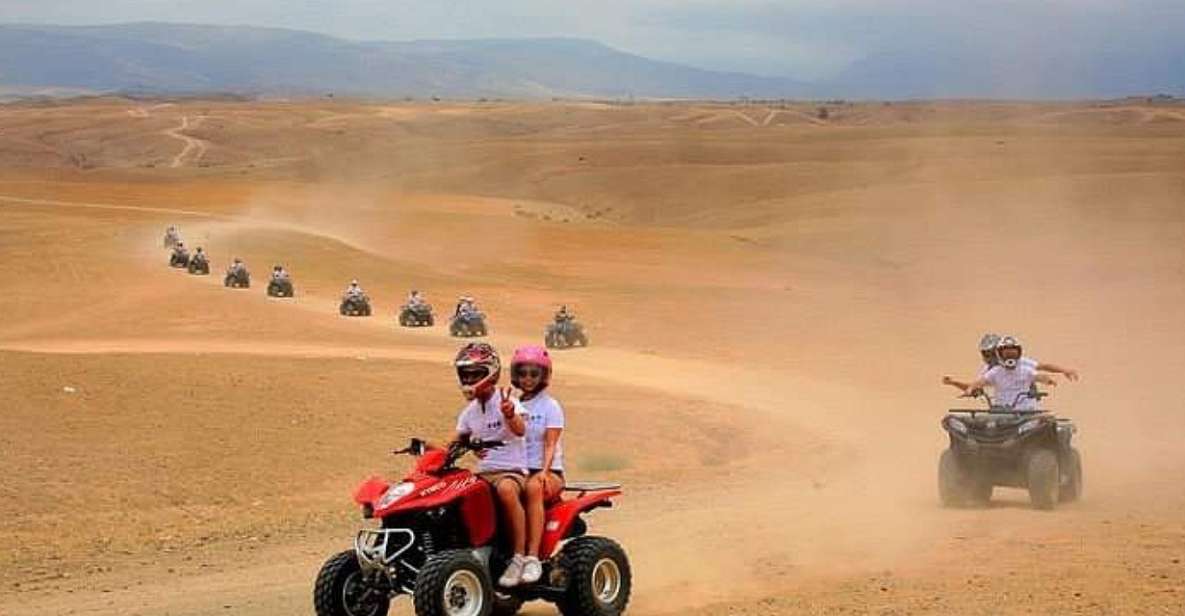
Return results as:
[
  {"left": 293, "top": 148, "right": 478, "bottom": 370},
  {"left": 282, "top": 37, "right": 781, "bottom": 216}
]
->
[
  {"left": 459, "top": 481, "right": 497, "bottom": 546},
  {"left": 353, "top": 476, "right": 390, "bottom": 507},
  {"left": 539, "top": 489, "right": 619, "bottom": 557},
  {"left": 370, "top": 470, "right": 496, "bottom": 546}
]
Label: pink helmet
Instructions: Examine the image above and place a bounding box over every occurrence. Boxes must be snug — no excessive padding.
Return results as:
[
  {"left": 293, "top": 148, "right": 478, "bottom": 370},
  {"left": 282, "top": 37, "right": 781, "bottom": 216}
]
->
[{"left": 511, "top": 345, "right": 552, "bottom": 390}]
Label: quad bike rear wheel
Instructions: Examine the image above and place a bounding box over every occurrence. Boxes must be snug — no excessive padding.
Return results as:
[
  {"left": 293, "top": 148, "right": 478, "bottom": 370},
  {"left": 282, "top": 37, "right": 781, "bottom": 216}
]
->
[
  {"left": 313, "top": 549, "right": 391, "bottom": 616},
  {"left": 1027, "top": 449, "right": 1060, "bottom": 510},
  {"left": 413, "top": 549, "right": 493, "bottom": 616},
  {"left": 556, "top": 537, "right": 631, "bottom": 616}
]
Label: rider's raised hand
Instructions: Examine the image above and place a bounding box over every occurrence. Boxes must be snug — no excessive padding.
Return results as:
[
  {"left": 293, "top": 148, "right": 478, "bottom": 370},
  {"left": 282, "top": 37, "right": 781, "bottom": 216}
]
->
[{"left": 499, "top": 387, "right": 518, "bottom": 418}]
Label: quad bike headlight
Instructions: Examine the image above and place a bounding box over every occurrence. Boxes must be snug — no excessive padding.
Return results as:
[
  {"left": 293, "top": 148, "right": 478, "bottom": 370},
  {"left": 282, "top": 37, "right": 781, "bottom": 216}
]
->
[
  {"left": 943, "top": 416, "right": 969, "bottom": 434},
  {"left": 1017, "top": 418, "right": 1043, "bottom": 435},
  {"left": 376, "top": 482, "right": 416, "bottom": 509}
]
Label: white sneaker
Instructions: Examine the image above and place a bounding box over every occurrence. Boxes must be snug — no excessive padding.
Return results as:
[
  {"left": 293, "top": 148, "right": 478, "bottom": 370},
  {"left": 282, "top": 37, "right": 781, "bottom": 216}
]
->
[
  {"left": 520, "top": 556, "right": 543, "bottom": 584},
  {"left": 499, "top": 554, "right": 525, "bottom": 587}
]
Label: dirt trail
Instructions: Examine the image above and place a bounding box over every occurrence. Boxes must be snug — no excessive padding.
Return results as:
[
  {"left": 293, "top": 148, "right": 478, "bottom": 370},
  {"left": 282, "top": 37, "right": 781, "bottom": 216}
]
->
[{"left": 165, "top": 115, "right": 209, "bottom": 168}]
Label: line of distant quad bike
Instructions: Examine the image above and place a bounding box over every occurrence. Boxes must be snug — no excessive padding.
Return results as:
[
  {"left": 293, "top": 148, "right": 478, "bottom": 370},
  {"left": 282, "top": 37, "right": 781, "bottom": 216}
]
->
[{"left": 160, "top": 226, "right": 589, "bottom": 349}]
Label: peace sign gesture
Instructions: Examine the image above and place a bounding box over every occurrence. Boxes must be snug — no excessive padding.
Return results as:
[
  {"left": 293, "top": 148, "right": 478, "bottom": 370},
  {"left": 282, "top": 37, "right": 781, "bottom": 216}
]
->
[{"left": 499, "top": 386, "right": 518, "bottom": 419}]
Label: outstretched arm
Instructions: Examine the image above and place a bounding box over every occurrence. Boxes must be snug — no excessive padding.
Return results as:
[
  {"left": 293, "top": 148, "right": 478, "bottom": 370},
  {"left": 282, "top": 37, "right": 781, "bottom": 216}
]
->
[
  {"left": 1036, "top": 362, "right": 1079, "bottom": 382},
  {"left": 1034, "top": 373, "right": 1058, "bottom": 387},
  {"left": 959, "top": 376, "right": 989, "bottom": 394},
  {"left": 942, "top": 376, "right": 973, "bottom": 391}
]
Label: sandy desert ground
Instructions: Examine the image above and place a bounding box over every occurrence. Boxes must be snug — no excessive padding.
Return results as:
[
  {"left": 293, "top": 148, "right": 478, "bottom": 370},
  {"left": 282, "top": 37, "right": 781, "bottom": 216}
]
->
[{"left": 1, "top": 97, "right": 1184, "bottom": 615}]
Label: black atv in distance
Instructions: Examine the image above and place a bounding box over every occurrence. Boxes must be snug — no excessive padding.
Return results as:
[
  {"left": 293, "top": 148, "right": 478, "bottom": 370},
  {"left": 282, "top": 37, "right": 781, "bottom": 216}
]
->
[
  {"left": 340, "top": 294, "right": 372, "bottom": 316},
  {"left": 187, "top": 253, "right": 210, "bottom": 275},
  {"left": 398, "top": 302, "right": 434, "bottom": 327},
  {"left": 449, "top": 311, "right": 487, "bottom": 337},
  {"left": 267, "top": 277, "right": 295, "bottom": 298},
  {"left": 169, "top": 249, "right": 190, "bottom": 268},
  {"left": 224, "top": 266, "right": 251, "bottom": 289},
  {"left": 546, "top": 317, "right": 588, "bottom": 348},
  {"left": 939, "top": 390, "right": 1082, "bottom": 510}
]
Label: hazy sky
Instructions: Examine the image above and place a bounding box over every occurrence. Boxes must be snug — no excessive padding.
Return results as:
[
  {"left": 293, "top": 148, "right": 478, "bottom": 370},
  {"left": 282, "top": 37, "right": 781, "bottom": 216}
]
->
[{"left": 5, "top": 0, "right": 1184, "bottom": 81}]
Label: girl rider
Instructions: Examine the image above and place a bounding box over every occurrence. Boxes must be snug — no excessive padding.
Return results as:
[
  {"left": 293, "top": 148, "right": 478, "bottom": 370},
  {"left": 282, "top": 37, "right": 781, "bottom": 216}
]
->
[{"left": 509, "top": 345, "right": 566, "bottom": 585}]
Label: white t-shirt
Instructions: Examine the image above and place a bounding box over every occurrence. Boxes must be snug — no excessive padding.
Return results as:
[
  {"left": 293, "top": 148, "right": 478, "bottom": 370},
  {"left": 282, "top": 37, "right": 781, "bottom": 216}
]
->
[
  {"left": 982, "top": 364, "right": 1041, "bottom": 410},
  {"left": 455, "top": 389, "right": 528, "bottom": 473},
  {"left": 522, "top": 392, "right": 565, "bottom": 472}
]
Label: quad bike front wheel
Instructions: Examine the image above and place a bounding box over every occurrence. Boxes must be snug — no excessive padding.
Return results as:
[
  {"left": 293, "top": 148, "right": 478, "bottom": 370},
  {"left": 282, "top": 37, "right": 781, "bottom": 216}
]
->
[
  {"left": 313, "top": 550, "right": 391, "bottom": 616},
  {"left": 937, "top": 449, "right": 990, "bottom": 507},
  {"left": 556, "top": 537, "right": 631, "bottom": 616},
  {"left": 1027, "top": 449, "right": 1060, "bottom": 510},
  {"left": 1059, "top": 447, "right": 1083, "bottom": 503},
  {"left": 413, "top": 549, "right": 493, "bottom": 616}
]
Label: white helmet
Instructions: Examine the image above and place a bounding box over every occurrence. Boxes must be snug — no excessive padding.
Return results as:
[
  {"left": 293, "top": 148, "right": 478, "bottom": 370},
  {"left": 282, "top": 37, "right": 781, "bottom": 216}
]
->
[
  {"left": 979, "top": 333, "right": 1001, "bottom": 364},
  {"left": 995, "top": 336, "right": 1023, "bottom": 369}
]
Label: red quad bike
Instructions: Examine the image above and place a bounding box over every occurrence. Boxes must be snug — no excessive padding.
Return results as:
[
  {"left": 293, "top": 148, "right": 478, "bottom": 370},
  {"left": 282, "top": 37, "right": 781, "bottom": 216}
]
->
[{"left": 314, "top": 438, "right": 631, "bottom": 616}]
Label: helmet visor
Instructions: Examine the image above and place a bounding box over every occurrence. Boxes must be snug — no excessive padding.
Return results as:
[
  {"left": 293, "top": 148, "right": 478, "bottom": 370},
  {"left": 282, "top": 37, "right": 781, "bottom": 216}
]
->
[
  {"left": 996, "top": 345, "right": 1022, "bottom": 361},
  {"left": 457, "top": 366, "right": 489, "bottom": 385}
]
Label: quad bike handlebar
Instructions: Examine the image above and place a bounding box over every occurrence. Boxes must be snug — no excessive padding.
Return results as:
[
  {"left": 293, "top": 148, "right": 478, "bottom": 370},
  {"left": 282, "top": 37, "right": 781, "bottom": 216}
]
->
[
  {"left": 392, "top": 437, "right": 505, "bottom": 468},
  {"left": 957, "top": 389, "right": 1048, "bottom": 411}
]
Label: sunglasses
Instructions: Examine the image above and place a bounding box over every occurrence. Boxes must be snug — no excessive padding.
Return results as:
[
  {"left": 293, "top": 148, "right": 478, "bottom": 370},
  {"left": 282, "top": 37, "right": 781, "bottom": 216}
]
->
[{"left": 514, "top": 366, "right": 544, "bottom": 379}]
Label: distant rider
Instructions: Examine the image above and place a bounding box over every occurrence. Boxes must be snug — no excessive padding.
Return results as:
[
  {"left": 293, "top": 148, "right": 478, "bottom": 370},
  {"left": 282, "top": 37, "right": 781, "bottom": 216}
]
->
[
  {"left": 171, "top": 241, "right": 189, "bottom": 260},
  {"left": 554, "top": 305, "right": 573, "bottom": 323},
  {"left": 192, "top": 246, "right": 207, "bottom": 263},
  {"left": 955, "top": 336, "right": 1060, "bottom": 410},
  {"left": 271, "top": 264, "right": 290, "bottom": 281},
  {"left": 344, "top": 279, "right": 366, "bottom": 299},
  {"left": 455, "top": 295, "right": 477, "bottom": 317},
  {"left": 407, "top": 289, "right": 425, "bottom": 307}
]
